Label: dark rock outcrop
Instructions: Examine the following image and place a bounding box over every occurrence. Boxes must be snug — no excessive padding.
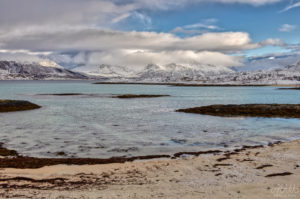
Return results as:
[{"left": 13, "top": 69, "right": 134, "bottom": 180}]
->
[
  {"left": 0, "top": 100, "right": 41, "bottom": 112},
  {"left": 114, "top": 94, "right": 169, "bottom": 99},
  {"left": 277, "top": 87, "right": 300, "bottom": 90},
  {"left": 177, "top": 104, "right": 300, "bottom": 118}
]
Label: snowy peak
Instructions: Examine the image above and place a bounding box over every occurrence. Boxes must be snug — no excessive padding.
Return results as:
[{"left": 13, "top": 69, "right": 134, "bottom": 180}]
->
[
  {"left": 0, "top": 61, "right": 88, "bottom": 80},
  {"left": 97, "top": 64, "right": 137, "bottom": 78},
  {"left": 145, "top": 64, "right": 162, "bottom": 71},
  {"left": 285, "top": 61, "right": 300, "bottom": 71}
]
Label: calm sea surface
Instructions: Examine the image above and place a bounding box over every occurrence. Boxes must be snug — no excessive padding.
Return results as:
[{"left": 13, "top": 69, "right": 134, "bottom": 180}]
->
[{"left": 1, "top": 80, "right": 300, "bottom": 158}]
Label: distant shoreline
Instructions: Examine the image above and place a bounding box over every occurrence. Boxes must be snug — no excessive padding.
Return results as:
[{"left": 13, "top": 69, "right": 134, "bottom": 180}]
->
[
  {"left": 93, "top": 82, "right": 300, "bottom": 87},
  {"left": 1, "top": 79, "right": 300, "bottom": 87}
]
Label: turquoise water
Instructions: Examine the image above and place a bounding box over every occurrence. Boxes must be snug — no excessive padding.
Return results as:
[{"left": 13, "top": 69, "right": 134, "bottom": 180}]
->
[{"left": 1, "top": 80, "right": 300, "bottom": 158}]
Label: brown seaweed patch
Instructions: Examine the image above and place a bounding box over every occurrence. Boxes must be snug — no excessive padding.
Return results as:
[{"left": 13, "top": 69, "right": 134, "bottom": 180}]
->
[
  {"left": 216, "top": 157, "right": 231, "bottom": 162},
  {"left": 265, "top": 172, "right": 293, "bottom": 177},
  {"left": 55, "top": 151, "right": 67, "bottom": 156},
  {"left": 0, "top": 177, "right": 66, "bottom": 184},
  {"left": 0, "top": 155, "right": 171, "bottom": 169},
  {"left": 114, "top": 94, "right": 169, "bottom": 99},
  {"left": 256, "top": 164, "right": 273, "bottom": 170},
  {"left": 0, "top": 143, "right": 18, "bottom": 157},
  {"left": 0, "top": 100, "right": 41, "bottom": 112},
  {"left": 176, "top": 104, "right": 300, "bottom": 118},
  {"left": 233, "top": 145, "right": 264, "bottom": 153},
  {"left": 268, "top": 141, "right": 283, "bottom": 147},
  {"left": 213, "top": 164, "right": 233, "bottom": 168},
  {"left": 173, "top": 150, "right": 222, "bottom": 158}
]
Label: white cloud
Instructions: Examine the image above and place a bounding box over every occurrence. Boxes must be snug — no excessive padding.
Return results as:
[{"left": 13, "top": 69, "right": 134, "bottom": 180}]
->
[
  {"left": 0, "top": 0, "right": 284, "bottom": 31},
  {"left": 171, "top": 27, "right": 206, "bottom": 34},
  {"left": 279, "top": 24, "right": 297, "bottom": 32},
  {"left": 280, "top": 1, "right": 300, "bottom": 12},
  {"left": 87, "top": 50, "right": 244, "bottom": 68},
  {"left": 0, "top": 28, "right": 258, "bottom": 52},
  {"left": 171, "top": 18, "right": 220, "bottom": 35},
  {"left": 0, "top": 0, "right": 287, "bottom": 71},
  {"left": 133, "top": 0, "right": 283, "bottom": 10},
  {"left": 0, "top": 25, "right": 285, "bottom": 69},
  {"left": 184, "top": 23, "right": 220, "bottom": 30},
  {"left": 112, "top": 13, "right": 131, "bottom": 24},
  {"left": 259, "top": 38, "right": 286, "bottom": 46}
]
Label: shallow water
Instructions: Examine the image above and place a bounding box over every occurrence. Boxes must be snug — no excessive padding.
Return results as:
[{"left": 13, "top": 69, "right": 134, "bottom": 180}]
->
[{"left": 1, "top": 80, "right": 300, "bottom": 158}]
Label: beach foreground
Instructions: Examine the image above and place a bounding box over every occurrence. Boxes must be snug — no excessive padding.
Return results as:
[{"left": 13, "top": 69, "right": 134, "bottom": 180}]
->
[{"left": 0, "top": 140, "right": 299, "bottom": 199}]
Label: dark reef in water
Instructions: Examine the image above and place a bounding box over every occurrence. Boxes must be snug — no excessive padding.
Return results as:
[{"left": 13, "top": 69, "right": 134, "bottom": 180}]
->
[
  {"left": 39, "top": 93, "right": 83, "bottom": 96},
  {"left": 0, "top": 100, "right": 41, "bottom": 112},
  {"left": 277, "top": 87, "right": 300, "bottom": 90},
  {"left": 114, "top": 94, "right": 170, "bottom": 99},
  {"left": 37, "top": 93, "right": 169, "bottom": 98},
  {"left": 176, "top": 104, "right": 300, "bottom": 118}
]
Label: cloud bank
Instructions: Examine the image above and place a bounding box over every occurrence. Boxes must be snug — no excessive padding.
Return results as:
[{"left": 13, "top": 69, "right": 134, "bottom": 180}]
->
[{"left": 0, "top": 0, "right": 289, "bottom": 72}]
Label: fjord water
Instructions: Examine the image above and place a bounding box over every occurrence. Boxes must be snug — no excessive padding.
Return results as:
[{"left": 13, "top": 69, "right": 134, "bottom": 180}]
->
[{"left": 1, "top": 81, "right": 300, "bottom": 158}]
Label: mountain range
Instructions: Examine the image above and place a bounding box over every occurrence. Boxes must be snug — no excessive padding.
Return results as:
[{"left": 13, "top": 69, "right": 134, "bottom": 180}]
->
[{"left": 1, "top": 59, "right": 300, "bottom": 85}]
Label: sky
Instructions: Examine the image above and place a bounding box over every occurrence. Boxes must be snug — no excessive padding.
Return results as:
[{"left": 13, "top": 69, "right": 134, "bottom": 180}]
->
[{"left": 0, "top": 0, "right": 300, "bottom": 71}]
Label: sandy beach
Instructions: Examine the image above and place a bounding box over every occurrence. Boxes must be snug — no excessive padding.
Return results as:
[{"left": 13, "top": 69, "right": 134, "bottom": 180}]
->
[{"left": 0, "top": 139, "right": 299, "bottom": 199}]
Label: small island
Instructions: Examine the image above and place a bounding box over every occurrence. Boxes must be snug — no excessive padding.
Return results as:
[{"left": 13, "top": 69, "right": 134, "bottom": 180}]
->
[
  {"left": 39, "top": 93, "right": 83, "bottom": 96},
  {"left": 277, "top": 87, "right": 300, "bottom": 90},
  {"left": 0, "top": 100, "right": 41, "bottom": 112},
  {"left": 114, "top": 94, "right": 170, "bottom": 99},
  {"left": 176, "top": 104, "right": 300, "bottom": 118}
]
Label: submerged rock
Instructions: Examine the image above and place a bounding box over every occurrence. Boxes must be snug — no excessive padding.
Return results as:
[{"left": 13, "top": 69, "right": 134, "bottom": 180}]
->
[
  {"left": 176, "top": 104, "right": 300, "bottom": 118},
  {"left": 277, "top": 87, "right": 300, "bottom": 90},
  {"left": 0, "top": 143, "right": 18, "bottom": 157},
  {"left": 114, "top": 94, "right": 169, "bottom": 99},
  {"left": 39, "top": 93, "right": 83, "bottom": 96},
  {"left": 0, "top": 100, "right": 41, "bottom": 112}
]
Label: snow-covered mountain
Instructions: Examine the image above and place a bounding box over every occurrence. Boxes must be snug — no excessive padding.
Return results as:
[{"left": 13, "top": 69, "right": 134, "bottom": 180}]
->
[
  {"left": 188, "top": 61, "right": 300, "bottom": 85},
  {"left": 135, "top": 63, "right": 234, "bottom": 82},
  {"left": 1, "top": 60, "right": 300, "bottom": 85},
  {"left": 97, "top": 64, "right": 138, "bottom": 78},
  {"left": 0, "top": 61, "right": 89, "bottom": 80},
  {"left": 91, "top": 63, "right": 234, "bottom": 82},
  {"left": 285, "top": 61, "right": 300, "bottom": 71},
  {"left": 92, "top": 61, "right": 300, "bottom": 84}
]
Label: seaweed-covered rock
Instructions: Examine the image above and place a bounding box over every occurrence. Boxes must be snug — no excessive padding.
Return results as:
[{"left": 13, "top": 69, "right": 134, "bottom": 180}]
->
[
  {"left": 114, "top": 94, "right": 169, "bottom": 99},
  {"left": 177, "top": 104, "right": 300, "bottom": 118},
  {"left": 0, "top": 100, "right": 41, "bottom": 112},
  {"left": 277, "top": 87, "right": 300, "bottom": 90},
  {"left": 0, "top": 143, "right": 18, "bottom": 157}
]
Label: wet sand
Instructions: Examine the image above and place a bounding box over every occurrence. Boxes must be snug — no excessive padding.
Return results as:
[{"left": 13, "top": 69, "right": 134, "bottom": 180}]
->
[{"left": 0, "top": 139, "right": 299, "bottom": 198}]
